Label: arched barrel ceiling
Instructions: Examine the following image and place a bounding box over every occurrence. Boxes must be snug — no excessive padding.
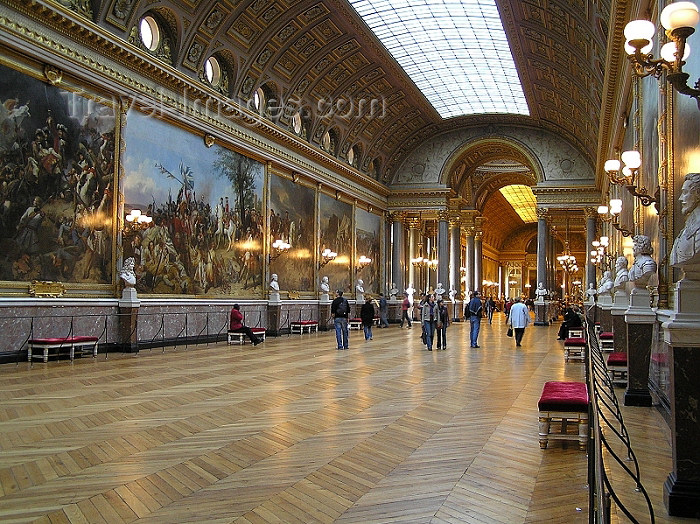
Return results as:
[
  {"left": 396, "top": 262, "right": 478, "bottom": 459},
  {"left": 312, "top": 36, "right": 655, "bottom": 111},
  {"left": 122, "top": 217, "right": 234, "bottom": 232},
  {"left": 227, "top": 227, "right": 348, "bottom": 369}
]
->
[{"left": 93, "top": 0, "right": 611, "bottom": 183}]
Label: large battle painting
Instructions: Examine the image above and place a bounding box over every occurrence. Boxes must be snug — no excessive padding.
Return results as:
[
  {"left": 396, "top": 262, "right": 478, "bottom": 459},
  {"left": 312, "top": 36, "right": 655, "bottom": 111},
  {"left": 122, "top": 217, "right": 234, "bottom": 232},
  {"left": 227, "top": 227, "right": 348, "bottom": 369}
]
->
[
  {"left": 0, "top": 63, "right": 116, "bottom": 285},
  {"left": 122, "top": 111, "right": 264, "bottom": 296},
  {"left": 319, "top": 193, "right": 352, "bottom": 294},
  {"left": 268, "top": 174, "right": 315, "bottom": 292},
  {"left": 356, "top": 208, "right": 381, "bottom": 295}
]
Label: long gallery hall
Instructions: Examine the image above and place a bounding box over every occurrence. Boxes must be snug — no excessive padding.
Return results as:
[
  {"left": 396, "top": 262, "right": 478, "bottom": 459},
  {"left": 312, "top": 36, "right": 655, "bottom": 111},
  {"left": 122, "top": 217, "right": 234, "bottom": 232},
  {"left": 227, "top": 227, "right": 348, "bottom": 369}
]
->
[{"left": 0, "top": 315, "right": 680, "bottom": 523}]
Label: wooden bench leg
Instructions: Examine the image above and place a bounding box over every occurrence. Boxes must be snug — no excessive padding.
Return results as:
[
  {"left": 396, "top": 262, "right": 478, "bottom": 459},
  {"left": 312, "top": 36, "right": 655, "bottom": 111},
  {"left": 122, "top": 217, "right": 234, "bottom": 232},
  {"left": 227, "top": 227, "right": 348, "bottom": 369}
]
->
[{"left": 539, "top": 416, "right": 550, "bottom": 449}]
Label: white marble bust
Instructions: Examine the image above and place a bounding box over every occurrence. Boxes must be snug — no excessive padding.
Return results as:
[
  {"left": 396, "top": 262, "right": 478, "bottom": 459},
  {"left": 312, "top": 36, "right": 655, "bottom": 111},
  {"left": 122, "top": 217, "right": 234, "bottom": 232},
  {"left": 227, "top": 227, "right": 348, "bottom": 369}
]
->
[
  {"left": 535, "top": 282, "right": 548, "bottom": 302},
  {"left": 356, "top": 279, "right": 365, "bottom": 294},
  {"left": 613, "top": 256, "right": 629, "bottom": 292},
  {"left": 389, "top": 282, "right": 399, "bottom": 299},
  {"left": 448, "top": 285, "right": 457, "bottom": 302},
  {"left": 670, "top": 172, "right": 700, "bottom": 271},
  {"left": 629, "top": 235, "right": 657, "bottom": 288},
  {"left": 597, "top": 270, "right": 614, "bottom": 295},
  {"left": 119, "top": 257, "right": 136, "bottom": 287},
  {"left": 269, "top": 273, "right": 280, "bottom": 291},
  {"left": 586, "top": 283, "right": 598, "bottom": 301},
  {"left": 320, "top": 275, "right": 330, "bottom": 293},
  {"left": 435, "top": 282, "right": 446, "bottom": 295}
]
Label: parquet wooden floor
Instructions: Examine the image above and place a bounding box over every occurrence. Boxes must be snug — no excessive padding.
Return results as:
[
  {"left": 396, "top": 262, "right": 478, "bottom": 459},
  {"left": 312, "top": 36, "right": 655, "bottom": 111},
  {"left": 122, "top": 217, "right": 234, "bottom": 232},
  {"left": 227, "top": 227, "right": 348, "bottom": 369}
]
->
[{"left": 0, "top": 314, "right": 686, "bottom": 523}]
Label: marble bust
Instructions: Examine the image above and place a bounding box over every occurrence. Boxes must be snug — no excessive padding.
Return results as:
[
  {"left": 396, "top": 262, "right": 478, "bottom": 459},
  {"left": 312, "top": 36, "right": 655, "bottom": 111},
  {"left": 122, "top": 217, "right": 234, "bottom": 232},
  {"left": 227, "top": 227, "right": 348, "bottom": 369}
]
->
[
  {"left": 597, "top": 270, "right": 614, "bottom": 295},
  {"left": 389, "top": 282, "right": 399, "bottom": 299},
  {"left": 448, "top": 285, "right": 457, "bottom": 302},
  {"left": 628, "top": 235, "right": 657, "bottom": 288},
  {"left": 586, "top": 283, "right": 598, "bottom": 301},
  {"left": 670, "top": 172, "right": 700, "bottom": 271},
  {"left": 320, "top": 275, "right": 330, "bottom": 293},
  {"left": 119, "top": 257, "right": 136, "bottom": 287},
  {"left": 435, "top": 282, "right": 446, "bottom": 296},
  {"left": 269, "top": 273, "right": 280, "bottom": 291},
  {"left": 535, "top": 282, "right": 548, "bottom": 302},
  {"left": 356, "top": 279, "right": 365, "bottom": 294},
  {"left": 613, "top": 256, "right": 629, "bottom": 292}
]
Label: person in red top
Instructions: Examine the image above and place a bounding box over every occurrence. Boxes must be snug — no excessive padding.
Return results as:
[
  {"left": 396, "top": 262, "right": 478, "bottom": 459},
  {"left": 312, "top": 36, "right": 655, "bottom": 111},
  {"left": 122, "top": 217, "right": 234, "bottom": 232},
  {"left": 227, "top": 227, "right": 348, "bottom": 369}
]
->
[
  {"left": 229, "top": 304, "right": 263, "bottom": 345},
  {"left": 400, "top": 293, "right": 412, "bottom": 328}
]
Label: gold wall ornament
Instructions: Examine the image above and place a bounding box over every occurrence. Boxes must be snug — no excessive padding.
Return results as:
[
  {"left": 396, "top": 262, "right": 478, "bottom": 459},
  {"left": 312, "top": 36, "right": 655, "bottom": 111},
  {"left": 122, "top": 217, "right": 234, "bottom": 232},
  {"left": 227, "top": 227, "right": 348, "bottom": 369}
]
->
[
  {"left": 204, "top": 134, "right": 215, "bottom": 148},
  {"left": 29, "top": 280, "right": 66, "bottom": 298},
  {"left": 43, "top": 64, "right": 63, "bottom": 85},
  {"left": 287, "top": 290, "right": 300, "bottom": 299}
]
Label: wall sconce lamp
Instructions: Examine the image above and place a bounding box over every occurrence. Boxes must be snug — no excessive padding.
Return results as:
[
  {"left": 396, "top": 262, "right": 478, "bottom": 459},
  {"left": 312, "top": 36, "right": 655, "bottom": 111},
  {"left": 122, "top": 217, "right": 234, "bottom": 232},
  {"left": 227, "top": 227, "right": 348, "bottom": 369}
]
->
[
  {"left": 320, "top": 248, "right": 337, "bottom": 267},
  {"left": 124, "top": 209, "right": 152, "bottom": 233},
  {"left": 598, "top": 199, "right": 634, "bottom": 236},
  {"left": 591, "top": 236, "right": 617, "bottom": 271},
  {"left": 269, "top": 239, "right": 290, "bottom": 262},
  {"left": 624, "top": 2, "right": 700, "bottom": 108},
  {"left": 604, "top": 150, "right": 659, "bottom": 210},
  {"left": 356, "top": 255, "right": 372, "bottom": 273}
]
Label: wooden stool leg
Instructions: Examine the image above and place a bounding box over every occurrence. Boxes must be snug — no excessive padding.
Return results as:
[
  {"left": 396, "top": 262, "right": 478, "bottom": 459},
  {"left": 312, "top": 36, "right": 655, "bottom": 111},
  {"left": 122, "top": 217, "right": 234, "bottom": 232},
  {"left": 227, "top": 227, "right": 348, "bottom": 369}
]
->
[
  {"left": 539, "top": 416, "right": 550, "bottom": 449},
  {"left": 579, "top": 418, "right": 588, "bottom": 450}
]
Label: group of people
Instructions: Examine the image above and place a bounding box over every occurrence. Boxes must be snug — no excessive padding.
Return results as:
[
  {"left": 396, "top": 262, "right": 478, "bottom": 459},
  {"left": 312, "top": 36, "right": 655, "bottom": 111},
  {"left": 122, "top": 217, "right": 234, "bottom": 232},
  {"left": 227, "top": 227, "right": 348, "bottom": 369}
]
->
[{"left": 330, "top": 289, "right": 390, "bottom": 350}]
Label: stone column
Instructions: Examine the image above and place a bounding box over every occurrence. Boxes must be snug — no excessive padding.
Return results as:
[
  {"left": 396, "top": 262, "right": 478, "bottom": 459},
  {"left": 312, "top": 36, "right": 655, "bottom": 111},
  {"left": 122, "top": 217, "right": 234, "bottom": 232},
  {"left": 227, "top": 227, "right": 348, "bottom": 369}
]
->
[
  {"left": 465, "top": 228, "right": 475, "bottom": 295},
  {"left": 585, "top": 208, "right": 597, "bottom": 291},
  {"left": 624, "top": 288, "right": 654, "bottom": 406},
  {"left": 391, "top": 212, "right": 405, "bottom": 295},
  {"left": 474, "top": 231, "right": 483, "bottom": 294},
  {"left": 407, "top": 217, "right": 420, "bottom": 293},
  {"left": 267, "top": 302, "right": 282, "bottom": 336},
  {"left": 438, "top": 211, "right": 449, "bottom": 291},
  {"left": 536, "top": 208, "right": 548, "bottom": 292},
  {"left": 449, "top": 215, "right": 461, "bottom": 297},
  {"left": 662, "top": 275, "right": 700, "bottom": 517}
]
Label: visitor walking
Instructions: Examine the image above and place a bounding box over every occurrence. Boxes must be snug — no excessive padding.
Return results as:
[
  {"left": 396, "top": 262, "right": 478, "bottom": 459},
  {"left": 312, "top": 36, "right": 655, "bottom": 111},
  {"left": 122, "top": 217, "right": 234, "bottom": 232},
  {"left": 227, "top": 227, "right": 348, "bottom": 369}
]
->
[
  {"left": 467, "top": 291, "right": 483, "bottom": 348},
  {"left": 435, "top": 297, "right": 449, "bottom": 350},
  {"left": 360, "top": 295, "right": 376, "bottom": 340},
  {"left": 421, "top": 294, "right": 438, "bottom": 351},
  {"left": 378, "top": 293, "right": 389, "bottom": 327},
  {"left": 400, "top": 293, "right": 412, "bottom": 328},
  {"left": 508, "top": 296, "right": 530, "bottom": 347},
  {"left": 331, "top": 289, "right": 349, "bottom": 350}
]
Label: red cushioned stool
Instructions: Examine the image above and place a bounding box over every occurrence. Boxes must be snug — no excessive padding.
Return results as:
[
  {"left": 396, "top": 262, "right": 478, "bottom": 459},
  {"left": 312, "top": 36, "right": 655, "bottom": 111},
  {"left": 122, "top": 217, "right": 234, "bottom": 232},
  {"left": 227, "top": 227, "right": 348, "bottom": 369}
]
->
[
  {"left": 348, "top": 317, "right": 362, "bottom": 330},
  {"left": 228, "top": 327, "right": 266, "bottom": 345},
  {"left": 599, "top": 331, "right": 614, "bottom": 352},
  {"left": 538, "top": 381, "right": 589, "bottom": 450},
  {"left": 607, "top": 352, "right": 628, "bottom": 386},
  {"left": 290, "top": 320, "right": 318, "bottom": 334},
  {"left": 564, "top": 336, "right": 586, "bottom": 362}
]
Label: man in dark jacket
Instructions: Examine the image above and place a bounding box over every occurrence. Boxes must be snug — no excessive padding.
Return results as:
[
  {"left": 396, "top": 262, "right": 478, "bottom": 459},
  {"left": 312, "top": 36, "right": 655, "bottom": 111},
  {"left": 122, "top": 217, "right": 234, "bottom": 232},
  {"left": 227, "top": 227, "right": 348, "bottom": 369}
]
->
[
  {"left": 466, "top": 291, "right": 483, "bottom": 348},
  {"left": 331, "top": 289, "right": 349, "bottom": 350}
]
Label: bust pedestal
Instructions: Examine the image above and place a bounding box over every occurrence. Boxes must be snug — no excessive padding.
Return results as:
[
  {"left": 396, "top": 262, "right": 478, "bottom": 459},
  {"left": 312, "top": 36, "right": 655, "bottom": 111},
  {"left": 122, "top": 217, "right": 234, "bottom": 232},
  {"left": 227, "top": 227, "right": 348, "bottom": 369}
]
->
[
  {"left": 535, "top": 301, "right": 549, "bottom": 325},
  {"left": 611, "top": 291, "right": 629, "bottom": 355},
  {"left": 267, "top": 302, "right": 281, "bottom": 336},
  {"left": 118, "top": 287, "right": 140, "bottom": 353},
  {"left": 662, "top": 275, "right": 700, "bottom": 517},
  {"left": 598, "top": 293, "right": 613, "bottom": 333},
  {"left": 623, "top": 288, "right": 654, "bottom": 407},
  {"left": 318, "top": 302, "right": 331, "bottom": 331}
]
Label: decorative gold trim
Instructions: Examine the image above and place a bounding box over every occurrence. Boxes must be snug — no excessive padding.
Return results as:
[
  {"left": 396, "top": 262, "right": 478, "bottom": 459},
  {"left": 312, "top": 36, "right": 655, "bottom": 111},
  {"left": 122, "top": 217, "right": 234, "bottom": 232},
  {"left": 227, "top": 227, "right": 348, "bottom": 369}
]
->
[
  {"left": 204, "top": 133, "right": 215, "bottom": 148},
  {"left": 43, "top": 64, "right": 63, "bottom": 84},
  {"left": 29, "top": 281, "right": 66, "bottom": 298}
]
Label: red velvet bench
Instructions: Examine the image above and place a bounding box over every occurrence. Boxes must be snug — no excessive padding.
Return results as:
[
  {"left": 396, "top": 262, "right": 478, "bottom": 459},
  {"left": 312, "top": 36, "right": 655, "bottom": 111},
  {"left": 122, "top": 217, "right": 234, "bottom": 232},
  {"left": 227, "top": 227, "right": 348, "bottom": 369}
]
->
[
  {"left": 28, "top": 336, "right": 99, "bottom": 362},
  {"left": 538, "top": 381, "right": 589, "bottom": 450},
  {"left": 349, "top": 318, "right": 362, "bottom": 330},
  {"left": 607, "top": 352, "right": 628, "bottom": 386},
  {"left": 599, "top": 331, "right": 614, "bottom": 351},
  {"left": 290, "top": 320, "right": 318, "bottom": 334},
  {"left": 563, "top": 334, "right": 586, "bottom": 362},
  {"left": 227, "top": 328, "right": 266, "bottom": 345}
]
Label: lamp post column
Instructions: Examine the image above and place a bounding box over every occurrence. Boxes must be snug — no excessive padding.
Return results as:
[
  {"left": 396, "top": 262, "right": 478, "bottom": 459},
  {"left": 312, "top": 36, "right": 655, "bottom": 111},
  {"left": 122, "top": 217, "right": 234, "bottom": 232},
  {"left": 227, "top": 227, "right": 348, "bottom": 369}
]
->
[
  {"left": 438, "top": 211, "right": 449, "bottom": 292},
  {"left": 474, "top": 231, "right": 483, "bottom": 295},
  {"left": 390, "top": 212, "right": 405, "bottom": 295},
  {"left": 536, "top": 208, "right": 548, "bottom": 292},
  {"left": 465, "top": 228, "right": 475, "bottom": 296},
  {"left": 407, "top": 217, "right": 420, "bottom": 293},
  {"left": 585, "top": 208, "right": 597, "bottom": 291}
]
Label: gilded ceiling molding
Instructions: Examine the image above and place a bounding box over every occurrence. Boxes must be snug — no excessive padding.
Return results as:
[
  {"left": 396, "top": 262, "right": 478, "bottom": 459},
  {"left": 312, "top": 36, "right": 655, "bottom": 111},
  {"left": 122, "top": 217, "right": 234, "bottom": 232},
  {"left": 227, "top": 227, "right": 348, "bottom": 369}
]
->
[{"left": 532, "top": 187, "right": 601, "bottom": 208}]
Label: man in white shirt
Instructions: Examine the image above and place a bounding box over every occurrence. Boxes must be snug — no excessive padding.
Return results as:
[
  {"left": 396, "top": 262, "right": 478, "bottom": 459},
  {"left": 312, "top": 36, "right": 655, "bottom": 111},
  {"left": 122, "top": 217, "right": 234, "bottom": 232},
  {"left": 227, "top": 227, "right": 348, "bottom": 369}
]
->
[{"left": 508, "top": 297, "right": 531, "bottom": 347}]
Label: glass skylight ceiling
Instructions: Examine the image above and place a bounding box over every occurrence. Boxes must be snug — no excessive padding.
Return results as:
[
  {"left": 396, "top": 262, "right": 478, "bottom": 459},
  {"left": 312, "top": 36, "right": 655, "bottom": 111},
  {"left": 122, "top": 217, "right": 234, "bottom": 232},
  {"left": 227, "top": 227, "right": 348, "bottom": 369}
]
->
[
  {"left": 348, "top": 0, "right": 529, "bottom": 118},
  {"left": 499, "top": 185, "right": 537, "bottom": 223}
]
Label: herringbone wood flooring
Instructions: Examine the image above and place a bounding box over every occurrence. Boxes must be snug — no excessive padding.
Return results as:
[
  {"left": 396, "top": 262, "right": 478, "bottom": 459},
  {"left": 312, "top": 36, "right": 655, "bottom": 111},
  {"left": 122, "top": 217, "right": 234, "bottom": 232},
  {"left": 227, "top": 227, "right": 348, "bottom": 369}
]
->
[{"left": 0, "top": 314, "right": 684, "bottom": 523}]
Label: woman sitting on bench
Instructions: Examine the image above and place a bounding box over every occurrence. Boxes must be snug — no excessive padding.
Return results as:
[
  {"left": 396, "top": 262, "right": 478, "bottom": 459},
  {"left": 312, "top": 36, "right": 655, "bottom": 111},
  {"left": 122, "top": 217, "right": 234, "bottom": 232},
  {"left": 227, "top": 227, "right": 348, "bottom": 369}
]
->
[
  {"left": 557, "top": 307, "right": 582, "bottom": 340},
  {"left": 230, "top": 304, "right": 263, "bottom": 345}
]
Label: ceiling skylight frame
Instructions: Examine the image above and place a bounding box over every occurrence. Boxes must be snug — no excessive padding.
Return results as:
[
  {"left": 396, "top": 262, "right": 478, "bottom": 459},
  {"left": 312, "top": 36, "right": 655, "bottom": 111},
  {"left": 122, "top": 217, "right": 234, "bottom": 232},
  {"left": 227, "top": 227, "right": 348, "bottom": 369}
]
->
[{"left": 349, "top": 0, "right": 529, "bottom": 118}]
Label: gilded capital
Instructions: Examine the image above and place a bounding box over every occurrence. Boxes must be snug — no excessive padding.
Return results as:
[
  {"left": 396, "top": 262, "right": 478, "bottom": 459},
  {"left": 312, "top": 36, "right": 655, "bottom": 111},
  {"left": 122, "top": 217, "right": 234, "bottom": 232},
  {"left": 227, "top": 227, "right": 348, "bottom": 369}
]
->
[
  {"left": 583, "top": 207, "right": 598, "bottom": 219},
  {"left": 388, "top": 211, "right": 405, "bottom": 222},
  {"left": 405, "top": 216, "right": 421, "bottom": 229},
  {"left": 464, "top": 227, "right": 476, "bottom": 237},
  {"left": 536, "top": 207, "right": 549, "bottom": 219},
  {"left": 437, "top": 210, "right": 450, "bottom": 222}
]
